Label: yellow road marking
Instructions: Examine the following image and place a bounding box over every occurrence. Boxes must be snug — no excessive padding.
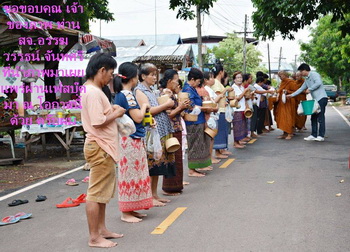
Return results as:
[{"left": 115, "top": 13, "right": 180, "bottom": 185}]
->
[
  {"left": 248, "top": 139, "right": 257, "bottom": 144},
  {"left": 219, "top": 158, "right": 235, "bottom": 168},
  {"left": 151, "top": 207, "right": 187, "bottom": 234}
]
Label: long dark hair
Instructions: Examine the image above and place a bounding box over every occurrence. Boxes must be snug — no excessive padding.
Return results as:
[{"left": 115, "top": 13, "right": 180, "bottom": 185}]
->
[
  {"left": 113, "top": 62, "right": 138, "bottom": 93},
  {"left": 159, "top": 69, "right": 178, "bottom": 89}
]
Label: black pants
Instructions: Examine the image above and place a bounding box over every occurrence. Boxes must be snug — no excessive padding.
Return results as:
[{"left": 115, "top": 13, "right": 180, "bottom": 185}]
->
[
  {"left": 257, "top": 107, "right": 266, "bottom": 134},
  {"left": 250, "top": 105, "right": 258, "bottom": 132}
]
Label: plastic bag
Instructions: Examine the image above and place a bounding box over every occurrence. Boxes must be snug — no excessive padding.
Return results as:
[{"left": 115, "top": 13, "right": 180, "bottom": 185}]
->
[
  {"left": 116, "top": 114, "right": 136, "bottom": 136},
  {"left": 281, "top": 93, "right": 286, "bottom": 104},
  {"left": 146, "top": 128, "right": 162, "bottom": 160},
  {"left": 312, "top": 100, "right": 321, "bottom": 114},
  {"left": 225, "top": 105, "right": 233, "bottom": 123},
  {"left": 190, "top": 105, "right": 201, "bottom": 115},
  {"left": 297, "top": 103, "right": 304, "bottom": 115},
  {"left": 207, "top": 116, "right": 217, "bottom": 129}
]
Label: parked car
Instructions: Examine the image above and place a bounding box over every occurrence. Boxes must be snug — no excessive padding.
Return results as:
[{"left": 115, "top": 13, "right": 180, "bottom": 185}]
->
[
  {"left": 346, "top": 98, "right": 350, "bottom": 105},
  {"left": 324, "top": 84, "right": 338, "bottom": 101}
]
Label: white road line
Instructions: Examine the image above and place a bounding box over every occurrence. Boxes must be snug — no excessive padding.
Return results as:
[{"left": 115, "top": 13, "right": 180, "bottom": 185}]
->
[
  {"left": 0, "top": 165, "right": 84, "bottom": 202},
  {"left": 332, "top": 105, "right": 350, "bottom": 127}
]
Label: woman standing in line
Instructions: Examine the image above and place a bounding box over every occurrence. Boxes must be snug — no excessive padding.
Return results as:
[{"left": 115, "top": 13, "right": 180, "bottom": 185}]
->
[
  {"left": 182, "top": 68, "right": 212, "bottom": 177},
  {"left": 203, "top": 71, "right": 223, "bottom": 164},
  {"left": 159, "top": 69, "right": 190, "bottom": 195},
  {"left": 231, "top": 71, "right": 250, "bottom": 148},
  {"left": 113, "top": 62, "right": 153, "bottom": 223},
  {"left": 135, "top": 63, "right": 175, "bottom": 207},
  {"left": 211, "top": 64, "right": 233, "bottom": 158}
]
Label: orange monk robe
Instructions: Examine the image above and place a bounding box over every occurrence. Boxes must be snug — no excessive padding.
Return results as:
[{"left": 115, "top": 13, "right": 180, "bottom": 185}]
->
[
  {"left": 276, "top": 78, "right": 299, "bottom": 134},
  {"left": 294, "top": 79, "right": 307, "bottom": 129}
]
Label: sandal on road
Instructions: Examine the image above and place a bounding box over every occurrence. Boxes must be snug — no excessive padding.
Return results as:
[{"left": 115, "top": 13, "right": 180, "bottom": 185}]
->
[
  {"left": 14, "top": 212, "right": 32, "bottom": 220},
  {"left": 35, "top": 195, "right": 47, "bottom": 202},
  {"left": 8, "top": 199, "right": 29, "bottom": 207},
  {"left": 56, "top": 197, "right": 80, "bottom": 208},
  {"left": 0, "top": 216, "right": 21, "bottom": 226},
  {"left": 72, "top": 193, "right": 86, "bottom": 204},
  {"left": 82, "top": 176, "right": 89, "bottom": 183},
  {"left": 65, "top": 179, "right": 79, "bottom": 186}
]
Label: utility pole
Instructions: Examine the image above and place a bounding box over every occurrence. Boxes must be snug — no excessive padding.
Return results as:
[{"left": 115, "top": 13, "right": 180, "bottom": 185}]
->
[
  {"left": 155, "top": 0, "right": 157, "bottom": 45},
  {"left": 294, "top": 54, "right": 297, "bottom": 72},
  {"left": 267, "top": 43, "right": 271, "bottom": 80},
  {"left": 196, "top": 5, "right": 203, "bottom": 70},
  {"left": 278, "top": 47, "right": 283, "bottom": 71},
  {"left": 243, "top": 14, "right": 247, "bottom": 74}
]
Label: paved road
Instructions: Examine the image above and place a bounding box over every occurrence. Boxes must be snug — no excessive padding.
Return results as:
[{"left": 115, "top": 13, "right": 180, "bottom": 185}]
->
[{"left": 1, "top": 105, "right": 349, "bottom": 252}]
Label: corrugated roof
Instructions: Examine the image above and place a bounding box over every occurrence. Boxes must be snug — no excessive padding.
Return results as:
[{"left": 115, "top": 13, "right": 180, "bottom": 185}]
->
[
  {"left": 107, "top": 34, "right": 182, "bottom": 46},
  {"left": 113, "top": 39, "right": 145, "bottom": 47}
]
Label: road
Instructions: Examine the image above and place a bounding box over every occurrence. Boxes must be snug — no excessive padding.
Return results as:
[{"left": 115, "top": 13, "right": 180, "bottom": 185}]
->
[{"left": 0, "top": 105, "right": 349, "bottom": 252}]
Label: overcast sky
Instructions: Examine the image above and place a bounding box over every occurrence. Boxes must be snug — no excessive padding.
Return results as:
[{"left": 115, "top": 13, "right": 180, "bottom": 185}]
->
[{"left": 90, "top": 0, "right": 311, "bottom": 65}]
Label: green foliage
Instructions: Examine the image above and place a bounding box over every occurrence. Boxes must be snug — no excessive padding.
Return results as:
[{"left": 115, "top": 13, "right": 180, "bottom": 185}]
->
[
  {"left": 169, "top": 0, "right": 218, "bottom": 20},
  {"left": 251, "top": 0, "right": 350, "bottom": 40},
  {"left": 208, "top": 33, "right": 263, "bottom": 78},
  {"left": 300, "top": 15, "right": 350, "bottom": 92}
]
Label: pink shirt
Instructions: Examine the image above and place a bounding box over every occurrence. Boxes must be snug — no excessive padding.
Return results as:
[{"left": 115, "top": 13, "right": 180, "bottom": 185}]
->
[{"left": 81, "top": 84, "right": 119, "bottom": 163}]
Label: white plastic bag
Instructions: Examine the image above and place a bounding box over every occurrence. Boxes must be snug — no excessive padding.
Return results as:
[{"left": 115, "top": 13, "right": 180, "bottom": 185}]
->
[
  {"left": 281, "top": 93, "right": 286, "bottom": 104},
  {"left": 312, "top": 100, "right": 321, "bottom": 114},
  {"left": 225, "top": 105, "right": 233, "bottom": 123},
  {"left": 146, "top": 128, "right": 162, "bottom": 160},
  {"left": 116, "top": 114, "right": 136, "bottom": 136},
  {"left": 190, "top": 105, "right": 201, "bottom": 115},
  {"left": 297, "top": 103, "right": 304, "bottom": 115},
  {"left": 207, "top": 116, "right": 217, "bottom": 129}
]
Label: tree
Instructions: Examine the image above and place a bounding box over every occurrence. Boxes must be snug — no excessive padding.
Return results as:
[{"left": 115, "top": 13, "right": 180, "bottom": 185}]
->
[
  {"left": 251, "top": 0, "right": 350, "bottom": 40},
  {"left": 169, "top": 0, "right": 217, "bottom": 20},
  {"left": 169, "top": 0, "right": 218, "bottom": 69},
  {"left": 209, "top": 33, "right": 264, "bottom": 77},
  {"left": 300, "top": 15, "right": 350, "bottom": 92}
]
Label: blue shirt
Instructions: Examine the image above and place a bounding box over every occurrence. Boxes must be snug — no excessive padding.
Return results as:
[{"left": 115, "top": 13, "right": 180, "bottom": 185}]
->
[
  {"left": 291, "top": 71, "right": 327, "bottom": 101},
  {"left": 114, "top": 91, "right": 145, "bottom": 138},
  {"left": 182, "top": 82, "right": 205, "bottom": 125}
]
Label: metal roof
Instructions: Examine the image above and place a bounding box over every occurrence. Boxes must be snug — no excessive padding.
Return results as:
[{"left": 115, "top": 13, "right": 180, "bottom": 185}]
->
[
  {"left": 112, "top": 39, "right": 145, "bottom": 47},
  {"left": 106, "top": 34, "right": 182, "bottom": 46}
]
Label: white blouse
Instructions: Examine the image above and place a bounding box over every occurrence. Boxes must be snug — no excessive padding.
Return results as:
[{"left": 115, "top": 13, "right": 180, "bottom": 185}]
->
[{"left": 232, "top": 84, "right": 246, "bottom": 111}]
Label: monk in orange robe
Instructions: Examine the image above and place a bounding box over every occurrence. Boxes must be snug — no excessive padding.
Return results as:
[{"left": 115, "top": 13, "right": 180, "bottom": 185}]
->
[
  {"left": 293, "top": 72, "right": 307, "bottom": 130},
  {"left": 276, "top": 71, "right": 299, "bottom": 139}
]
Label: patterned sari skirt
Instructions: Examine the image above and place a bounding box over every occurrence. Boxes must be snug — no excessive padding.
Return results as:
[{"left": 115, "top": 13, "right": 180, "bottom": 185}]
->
[
  {"left": 162, "top": 131, "right": 183, "bottom": 193},
  {"left": 233, "top": 111, "right": 247, "bottom": 141},
  {"left": 118, "top": 136, "right": 153, "bottom": 212},
  {"left": 186, "top": 123, "right": 212, "bottom": 169},
  {"left": 147, "top": 133, "right": 176, "bottom": 178}
]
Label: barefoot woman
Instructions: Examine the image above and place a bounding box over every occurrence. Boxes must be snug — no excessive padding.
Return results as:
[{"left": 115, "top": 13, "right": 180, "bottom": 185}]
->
[
  {"left": 113, "top": 62, "right": 153, "bottom": 223},
  {"left": 160, "top": 69, "right": 190, "bottom": 195},
  {"left": 135, "top": 63, "right": 175, "bottom": 206},
  {"left": 182, "top": 68, "right": 212, "bottom": 177}
]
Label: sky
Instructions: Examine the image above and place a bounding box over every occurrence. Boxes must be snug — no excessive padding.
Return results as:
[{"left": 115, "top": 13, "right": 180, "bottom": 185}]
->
[{"left": 90, "top": 0, "right": 312, "bottom": 65}]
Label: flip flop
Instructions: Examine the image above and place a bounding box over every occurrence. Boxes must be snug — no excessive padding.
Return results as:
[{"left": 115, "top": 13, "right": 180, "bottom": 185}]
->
[
  {"left": 0, "top": 216, "right": 21, "bottom": 226},
  {"left": 35, "top": 195, "right": 47, "bottom": 202},
  {"left": 8, "top": 199, "right": 29, "bottom": 207},
  {"left": 56, "top": 197, "right": 80, "bottom": 208},
  {"left": 65, "top": 179, "right": 79, "bottom": 186},
  {"left": 72, "top": 193, "right": 86, "bottom": 204},
  {"left": 14, "top": 212, "right": 32, "bottom": 220},
  {"left": 82, "top": 176, "right": 89, "bottom": 183}
]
